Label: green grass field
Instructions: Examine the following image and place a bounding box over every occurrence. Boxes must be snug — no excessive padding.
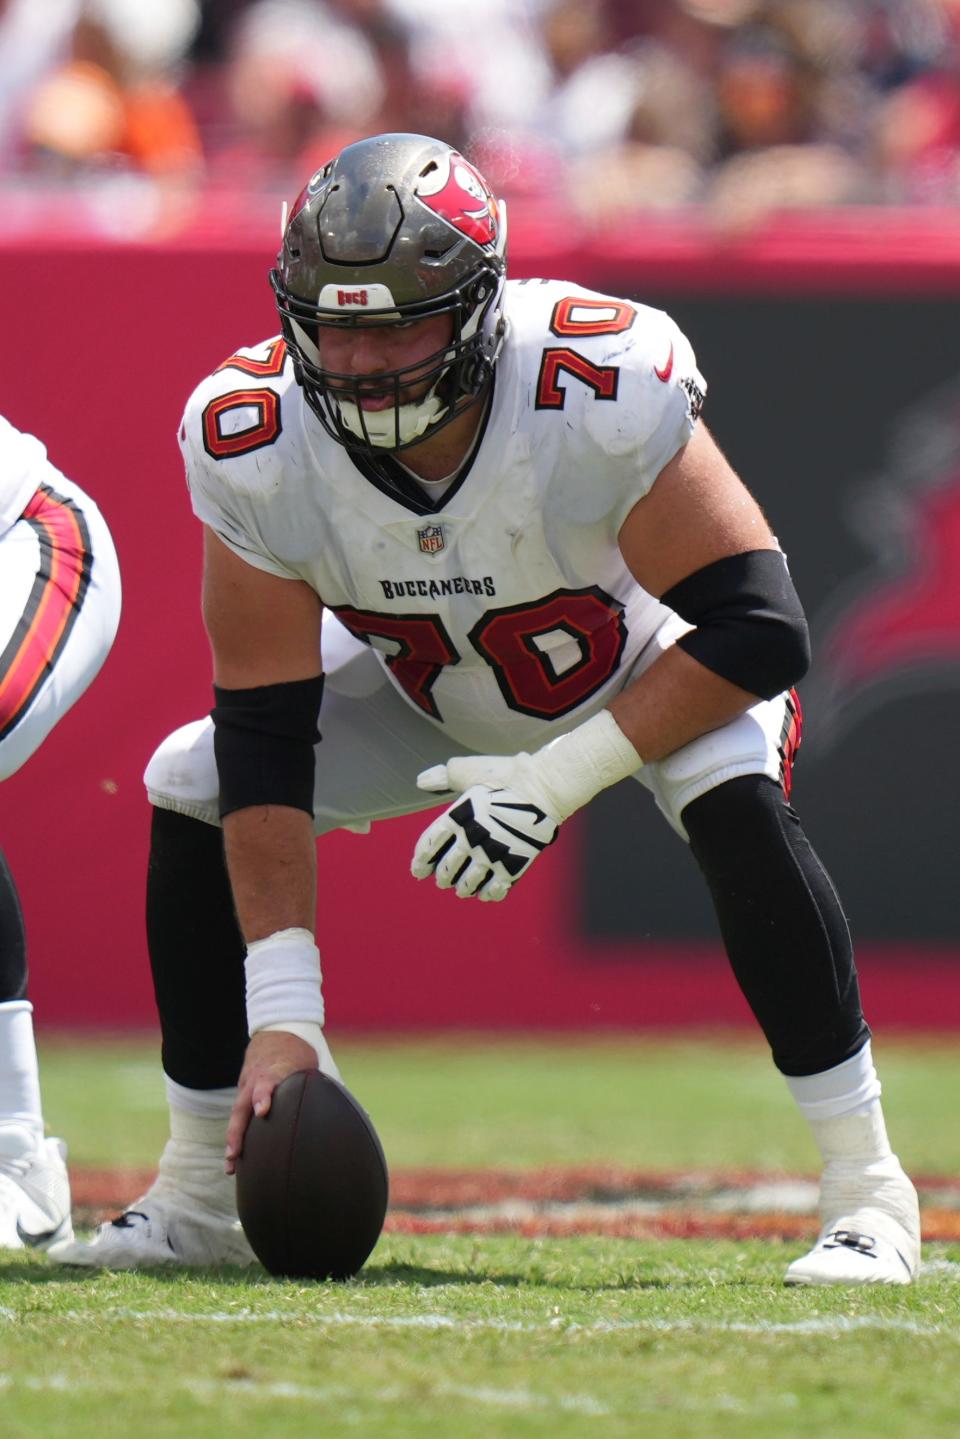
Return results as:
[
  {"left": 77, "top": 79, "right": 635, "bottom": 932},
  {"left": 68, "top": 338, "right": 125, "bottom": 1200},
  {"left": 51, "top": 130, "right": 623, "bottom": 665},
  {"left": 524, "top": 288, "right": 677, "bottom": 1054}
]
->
[{"left": 2, "top": 1032, "right": 958, "bottom": 1439}]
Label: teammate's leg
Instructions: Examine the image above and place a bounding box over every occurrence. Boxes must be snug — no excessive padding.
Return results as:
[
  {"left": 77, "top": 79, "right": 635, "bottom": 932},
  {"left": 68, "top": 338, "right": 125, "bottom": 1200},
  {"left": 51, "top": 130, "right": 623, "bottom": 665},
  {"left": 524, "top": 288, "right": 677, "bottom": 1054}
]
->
[
  {"left": 643, "top": 693, "right": 919, "bottom": 1286},
  {"left": 0, "top": 848, "right": 39, "bottom": 1131},
  {"left": 0, "top": 849, "right": 73, "bottom": 1249},
  {"left": 0, "top": 476, "right": 120, "bottom": 1252}
]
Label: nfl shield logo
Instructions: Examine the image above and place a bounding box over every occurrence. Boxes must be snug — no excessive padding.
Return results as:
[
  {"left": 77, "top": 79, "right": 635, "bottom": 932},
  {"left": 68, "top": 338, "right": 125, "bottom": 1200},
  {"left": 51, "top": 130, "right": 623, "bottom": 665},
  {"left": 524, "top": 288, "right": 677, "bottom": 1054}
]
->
[{"left": 417, "top": 523, "right": 445, "bottom": 555}]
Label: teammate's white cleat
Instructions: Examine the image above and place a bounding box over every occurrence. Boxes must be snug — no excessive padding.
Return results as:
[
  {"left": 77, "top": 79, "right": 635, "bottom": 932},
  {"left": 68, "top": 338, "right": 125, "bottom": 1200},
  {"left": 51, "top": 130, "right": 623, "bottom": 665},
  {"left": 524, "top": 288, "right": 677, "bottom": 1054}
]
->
[
  {"left": 785, "top": 1155, "right": 920, "bottom": 1286},
  {"left": 0, "top": 1125, "right": 74, "bottom": 1251},
  {"left": 51, "top": 1187, "right": 256, "bottom": 1269}
]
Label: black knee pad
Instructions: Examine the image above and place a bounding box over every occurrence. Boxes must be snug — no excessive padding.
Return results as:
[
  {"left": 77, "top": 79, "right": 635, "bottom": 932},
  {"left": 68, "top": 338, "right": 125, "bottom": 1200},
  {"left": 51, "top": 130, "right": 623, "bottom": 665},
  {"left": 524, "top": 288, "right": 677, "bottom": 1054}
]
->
[{"left": 682, "top": 775, "right": 870, "bottom": 1076}]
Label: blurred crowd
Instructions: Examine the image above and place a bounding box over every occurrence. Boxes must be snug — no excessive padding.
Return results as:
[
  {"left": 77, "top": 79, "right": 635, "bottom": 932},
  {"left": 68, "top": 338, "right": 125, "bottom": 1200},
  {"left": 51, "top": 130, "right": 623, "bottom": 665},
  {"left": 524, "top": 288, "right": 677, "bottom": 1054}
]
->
[{"left": 1, "top": 0, "right": 959, "bottom": 235}]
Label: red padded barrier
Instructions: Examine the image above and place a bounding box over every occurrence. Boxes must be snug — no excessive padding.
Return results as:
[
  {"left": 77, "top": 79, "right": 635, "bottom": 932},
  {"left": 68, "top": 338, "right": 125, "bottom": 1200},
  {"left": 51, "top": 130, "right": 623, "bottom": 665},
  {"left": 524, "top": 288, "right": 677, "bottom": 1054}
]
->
[{"left": 0, "top": 212, "right": 958, "bottom": 1029}]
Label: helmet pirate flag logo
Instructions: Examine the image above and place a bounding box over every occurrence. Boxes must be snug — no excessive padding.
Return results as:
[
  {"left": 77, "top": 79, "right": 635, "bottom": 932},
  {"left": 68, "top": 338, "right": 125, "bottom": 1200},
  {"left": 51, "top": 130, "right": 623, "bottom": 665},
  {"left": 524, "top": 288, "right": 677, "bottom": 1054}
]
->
[
  {"left": 414, "top": 152, "right": 500, "bottom": 249},
  {"left": 808, "top": 373, "right": 960, "bottom": 746}
]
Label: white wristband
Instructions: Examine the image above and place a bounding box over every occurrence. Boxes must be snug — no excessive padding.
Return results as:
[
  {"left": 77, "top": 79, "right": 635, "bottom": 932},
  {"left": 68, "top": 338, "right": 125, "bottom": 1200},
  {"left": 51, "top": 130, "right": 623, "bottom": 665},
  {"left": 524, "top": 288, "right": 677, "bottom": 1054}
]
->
[
  {"left": 244, "top": 927, "right": 325, "bottom": 1034},
  {"left": 529, "top": 710, "right": 643, "bottom": 822}
]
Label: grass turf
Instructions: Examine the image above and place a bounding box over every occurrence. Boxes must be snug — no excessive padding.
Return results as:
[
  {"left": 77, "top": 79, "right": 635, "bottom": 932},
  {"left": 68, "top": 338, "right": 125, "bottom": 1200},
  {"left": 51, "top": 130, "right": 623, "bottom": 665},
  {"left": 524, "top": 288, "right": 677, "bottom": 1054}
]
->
[
  {"left": 4, "top": 1033, "right": 957, "bottom": 1439},
  {"left": 2, "top": 1236, "right": 959, "bottom": 1439}
]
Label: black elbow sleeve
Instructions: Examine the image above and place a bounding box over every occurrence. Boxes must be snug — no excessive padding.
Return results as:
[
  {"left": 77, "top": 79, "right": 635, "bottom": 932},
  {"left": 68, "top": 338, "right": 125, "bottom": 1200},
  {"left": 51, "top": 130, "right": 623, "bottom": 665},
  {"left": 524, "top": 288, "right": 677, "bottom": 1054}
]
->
[
  {"left": 661, "top": 550, "right": 810, "bottom": 700},
  {"left": 212, "top": 675, "right": 324, "bottom": 819}
]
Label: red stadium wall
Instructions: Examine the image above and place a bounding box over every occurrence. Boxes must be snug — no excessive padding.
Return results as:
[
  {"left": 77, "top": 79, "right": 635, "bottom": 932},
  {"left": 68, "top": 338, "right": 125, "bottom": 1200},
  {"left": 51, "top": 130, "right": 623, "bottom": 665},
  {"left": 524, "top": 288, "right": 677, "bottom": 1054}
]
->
[{"left": 1, "top": 211, "right": 959, "bottom": 1032}]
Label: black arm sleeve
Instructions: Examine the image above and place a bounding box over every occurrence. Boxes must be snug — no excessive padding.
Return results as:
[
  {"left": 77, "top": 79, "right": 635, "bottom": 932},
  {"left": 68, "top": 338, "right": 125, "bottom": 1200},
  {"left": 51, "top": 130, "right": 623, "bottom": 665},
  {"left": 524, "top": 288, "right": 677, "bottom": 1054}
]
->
[
  {"left": 212, "top": 675, "right": 324, "bottom": 819},
  {"left": 660, "top": 549, "right": 810, "bottom": 700}
]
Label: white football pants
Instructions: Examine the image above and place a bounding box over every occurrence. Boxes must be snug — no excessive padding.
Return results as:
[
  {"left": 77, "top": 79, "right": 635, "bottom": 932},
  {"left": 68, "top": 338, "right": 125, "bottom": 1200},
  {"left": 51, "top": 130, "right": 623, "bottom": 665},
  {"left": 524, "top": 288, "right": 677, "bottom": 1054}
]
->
[
  {"left": 0, "top": 474, "right": 121, "bottom": 780},
  {"left": 145, "top": 610, "right": 799, "bottom": 840}
]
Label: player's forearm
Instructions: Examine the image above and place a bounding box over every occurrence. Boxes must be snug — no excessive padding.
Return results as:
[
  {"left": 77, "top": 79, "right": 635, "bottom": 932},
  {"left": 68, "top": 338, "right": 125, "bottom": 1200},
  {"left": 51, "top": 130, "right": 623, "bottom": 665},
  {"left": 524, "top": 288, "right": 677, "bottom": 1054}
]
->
[
  {"left": 222, "top": 804, "right": 317, "bottom": 943},
  {"left": 495, "top": 646, "right": 756, "bottom": 831},
  {"left": 224, "top": 806, "right": 328, "bottom": 1071},
  {"left": 607, "top": 643, "right": 759, "bottom": 764}
]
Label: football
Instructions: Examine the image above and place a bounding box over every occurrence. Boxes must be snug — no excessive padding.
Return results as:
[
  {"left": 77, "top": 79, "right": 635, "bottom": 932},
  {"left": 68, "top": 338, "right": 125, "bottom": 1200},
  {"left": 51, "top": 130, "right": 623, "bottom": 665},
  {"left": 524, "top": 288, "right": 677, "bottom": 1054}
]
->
[{"left": 235, "top": 1069, "right": 389, "bottom": 1280}]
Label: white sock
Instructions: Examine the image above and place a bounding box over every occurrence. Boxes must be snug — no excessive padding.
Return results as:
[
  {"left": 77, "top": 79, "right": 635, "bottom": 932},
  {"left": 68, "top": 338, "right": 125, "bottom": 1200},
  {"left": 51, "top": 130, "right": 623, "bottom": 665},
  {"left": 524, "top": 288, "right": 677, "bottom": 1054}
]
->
[
  {"left": 785, "top": 1040, "right": 881, "bottom": 1121},
  {"left": 164, "top": 1077, "right": 236, "bottom": 1124},
  {"left": 0, "top": 1001, "right": 43, "bottom": 1141},
  {"left": 785, "top": 1041, "right": 892, "bottom": 1165},
  {"left": 151, "top": 1079, "right": 239, "bottom": 1219},
  {"left": 803, "top": 1104, "right": 894, "bottom": 1166}
]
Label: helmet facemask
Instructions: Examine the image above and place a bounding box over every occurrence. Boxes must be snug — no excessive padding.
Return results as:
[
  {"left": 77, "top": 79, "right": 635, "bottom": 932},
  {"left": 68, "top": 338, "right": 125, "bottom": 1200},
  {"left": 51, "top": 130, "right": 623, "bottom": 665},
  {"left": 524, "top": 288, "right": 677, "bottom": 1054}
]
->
[
  {"left": 270, "top": 133, "right": 507, "bottom": 458},
  {"left": 273, "top": 269, "right": 504, "bottom": 453}
]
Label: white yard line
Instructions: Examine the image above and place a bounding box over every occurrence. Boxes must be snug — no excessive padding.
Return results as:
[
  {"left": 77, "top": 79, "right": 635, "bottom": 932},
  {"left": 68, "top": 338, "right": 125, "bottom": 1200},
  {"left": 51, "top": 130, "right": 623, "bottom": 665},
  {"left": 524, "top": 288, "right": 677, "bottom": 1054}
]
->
[
  {"left": 1, "top": 1307, "right": 956, "bottom": 1337},
  {"left": 0, "top": 1371, "right": 610, "bottom": 1416},
  {"left": 187, "top": 1375, "right": 610, "bottom": 1416},
  {"left": 921, "top": 1258, "right": 960, "bottom": 1278},
  {"left": 400, "top": 1181, "right": 822, "bottom": 1221}
]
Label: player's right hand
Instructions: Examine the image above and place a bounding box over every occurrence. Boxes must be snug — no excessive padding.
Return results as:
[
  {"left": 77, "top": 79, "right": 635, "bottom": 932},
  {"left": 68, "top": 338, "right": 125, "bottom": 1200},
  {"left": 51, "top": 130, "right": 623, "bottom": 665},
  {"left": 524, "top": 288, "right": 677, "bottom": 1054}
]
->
[
  {"left": 225, "top": 1029, "right": 318, "bottom": 1173},
  {"left": 411, "top": 755, "right": 561, "bottom": 901}
]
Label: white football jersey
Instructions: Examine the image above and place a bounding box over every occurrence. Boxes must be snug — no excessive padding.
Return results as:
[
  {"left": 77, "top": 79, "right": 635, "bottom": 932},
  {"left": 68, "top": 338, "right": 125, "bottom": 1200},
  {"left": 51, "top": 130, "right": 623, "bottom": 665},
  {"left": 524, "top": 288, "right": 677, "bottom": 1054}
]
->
[
  {"left": 179, "top": 279, "right": 707, "bottom": 753},
  {"left": 0, "top": 414, "right": 52, "bottom": 539}
]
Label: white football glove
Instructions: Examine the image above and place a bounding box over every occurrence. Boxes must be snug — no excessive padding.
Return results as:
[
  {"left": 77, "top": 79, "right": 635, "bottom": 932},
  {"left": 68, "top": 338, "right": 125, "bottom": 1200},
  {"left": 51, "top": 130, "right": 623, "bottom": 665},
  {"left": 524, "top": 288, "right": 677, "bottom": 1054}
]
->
[
  {"left": 410, "top": 714, "right": 643, "bottom": 903},
  {"left": 411, "top": 754, "right": 561, "bottom": 903}
]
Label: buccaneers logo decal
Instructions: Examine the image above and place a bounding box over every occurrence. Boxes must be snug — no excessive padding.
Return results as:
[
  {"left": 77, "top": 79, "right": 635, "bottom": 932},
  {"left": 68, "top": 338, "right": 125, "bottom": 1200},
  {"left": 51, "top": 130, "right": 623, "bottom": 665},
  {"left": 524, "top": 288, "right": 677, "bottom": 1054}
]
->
[
  {"left": 809, "top": 374, "right": 960, "bottom": 744},
  {"left": 415, "top": 153, "right": 500, "bottom": 248}
]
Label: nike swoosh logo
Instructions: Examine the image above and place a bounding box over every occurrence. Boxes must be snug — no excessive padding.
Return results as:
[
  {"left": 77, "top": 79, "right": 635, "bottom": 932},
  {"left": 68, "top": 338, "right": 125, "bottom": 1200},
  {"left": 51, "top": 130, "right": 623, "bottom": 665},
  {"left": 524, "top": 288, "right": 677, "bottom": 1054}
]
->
[{"left": 654, "top": 342, "right": 674, "bottom": 382}]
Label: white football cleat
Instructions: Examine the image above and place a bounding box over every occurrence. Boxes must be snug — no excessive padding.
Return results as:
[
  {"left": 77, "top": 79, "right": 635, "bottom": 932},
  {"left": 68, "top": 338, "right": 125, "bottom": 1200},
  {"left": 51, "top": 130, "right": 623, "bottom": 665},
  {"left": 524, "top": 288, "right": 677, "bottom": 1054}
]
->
[
  {"left": 0, "top": 1125, "right": 74, "bottom": 1251},
  {"left": 785, "top": 1155, "right": 920, "bottom": 1286},
  {"left": 51, "top": 1188, "right": 256, "bottom": 1269}
]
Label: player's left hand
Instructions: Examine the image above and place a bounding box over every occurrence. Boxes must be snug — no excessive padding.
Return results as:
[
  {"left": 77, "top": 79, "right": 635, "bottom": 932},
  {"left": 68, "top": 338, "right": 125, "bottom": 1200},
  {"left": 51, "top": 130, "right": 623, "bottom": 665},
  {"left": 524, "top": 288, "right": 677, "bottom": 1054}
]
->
[
  {"left": 225, "top": 1029, "right": 318, "bottom": 1173},
  {"left": 411, "top": 754, "right": 561, "bottom": 902}
]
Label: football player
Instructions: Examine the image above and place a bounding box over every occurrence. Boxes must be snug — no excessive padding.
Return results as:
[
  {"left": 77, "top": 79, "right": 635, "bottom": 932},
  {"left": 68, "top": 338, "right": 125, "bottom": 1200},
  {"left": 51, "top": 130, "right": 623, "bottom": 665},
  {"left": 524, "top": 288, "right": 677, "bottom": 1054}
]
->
[
  {"left": 56, "top": 133, "right": 918, "bottom": 1284},
  {"left": 0, "top": 412, "right": 120, "bottom": 1251}
]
